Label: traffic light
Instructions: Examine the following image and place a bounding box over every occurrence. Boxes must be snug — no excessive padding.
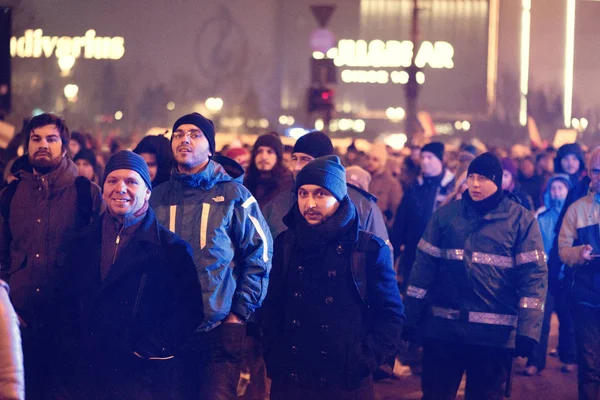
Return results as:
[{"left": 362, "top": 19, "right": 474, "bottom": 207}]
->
[{"left": 308, "top": 86, "right": 334, "bottom": 113}]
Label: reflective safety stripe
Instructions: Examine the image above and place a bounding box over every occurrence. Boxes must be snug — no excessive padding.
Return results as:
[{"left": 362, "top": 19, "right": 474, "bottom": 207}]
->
[
  {"left": 516, "top": 250, "right": 546, "bottom": 266},
  {"left": 169, "top": 205, "right": 177, "bottom": 233},
  {"left": 471, "top": 252, "right": 514, "bottom": 269},
  {"left": 469, "top": 312, "right": 517, "bottom": 326},
  {"left": 248, "top": 215, "right": 269, "bottom": 262},
  {"left": 242, "top": 196, "right": 257, "bottom": 209},
  {"left": 519, "top": 297, "right": 544, "bottom": 311},
  {"left": 431, "top": 306, "right": 518, "bottom": 327},
  {"left": 417, "top": 239, "right": 464, "bottom": 260},
  {"left": 200, "top": 204, "right": 210, "bottom": 250},
  {"left": 407, "top": 285, "right": 427, "bottom": 299}
]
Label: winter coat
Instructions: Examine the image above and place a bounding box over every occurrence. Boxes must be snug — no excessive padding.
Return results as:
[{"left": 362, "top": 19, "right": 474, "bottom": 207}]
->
[
  {"left": 0, "top": 280, "right": 23, "bottom": 400},
  {"left": 404, "top": 194, "right": 547, "bottom": 349},
  {"left": 0, "top": 157, "right": 103, "bottom": 324},
  {"left": 538, "top": 175, "right": 572, "bottom": 255},
  {"left": 558, "top": 193, "right": 600, "bottom": 307},
  {"left": 150, "top": 160, "right": 272, "bottom": 331},
  {"left": 392, "top": 169, "right": 455, "bottom": 282},
  {"left": 510, "top": 183, "right": 534, "bottom": 211},
  {"left": 262, "top": 184, "right": 390, "bottom": 245},
  {"left": 262, "top": 198, "right": 404, "bottom": 390},
  {"left": 72, "top": 208, "right": 203, "bottom": 362},
  {"left": 369, "top": 170, "right": 403, "bottom": 229}
]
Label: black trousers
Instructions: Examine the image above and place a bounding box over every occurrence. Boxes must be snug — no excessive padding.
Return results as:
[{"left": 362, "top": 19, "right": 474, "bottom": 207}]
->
[
  {"left": 421, "top": 339, "right": 511, "bottom": 400},
  {"left": 180, "top": 322, "right": 247, "bottom": 400},
  {"left": 572, "top": 303, "right": 600, "bottom": 400}
]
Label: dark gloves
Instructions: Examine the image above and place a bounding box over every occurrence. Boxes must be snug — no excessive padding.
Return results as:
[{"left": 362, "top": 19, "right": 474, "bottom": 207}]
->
[{"left": 515, "top": 335, "right": 537, "bottom": 358}]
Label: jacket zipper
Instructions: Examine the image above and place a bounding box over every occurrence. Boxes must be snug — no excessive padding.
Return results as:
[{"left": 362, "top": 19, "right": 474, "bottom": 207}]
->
[{"left": 111, "top": 225, "right": 125, "bottom": 265}]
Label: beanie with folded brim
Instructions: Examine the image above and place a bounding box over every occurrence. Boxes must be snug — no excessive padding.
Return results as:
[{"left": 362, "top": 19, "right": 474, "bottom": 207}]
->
[
  {"left": 295, "top": 155, "right": 347, "bottom": 201},
  {"left": 468, "top": 152, "right": 503, "bottom": 190},
  {"left": 172, "top": 112, "right": 216, "bottom": 157},
  {"left": 103, "top": 150, "right": 152, "bottom": 190}
]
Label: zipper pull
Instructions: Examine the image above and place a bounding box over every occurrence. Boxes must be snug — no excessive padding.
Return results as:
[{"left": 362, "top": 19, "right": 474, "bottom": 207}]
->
[{"left": 116, "top": 235, "right": 121, "bottom": 245}]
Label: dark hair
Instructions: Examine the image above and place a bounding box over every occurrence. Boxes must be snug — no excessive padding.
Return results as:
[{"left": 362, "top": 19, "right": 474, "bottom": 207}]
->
[
  {"left": 70, "top": 131, "right": 87, "bottom": 150},
  {"left": 24, "top": 113, "right": 70, "bottom": 153},
  {"left": 133, "top": 135, "right": 175, "bottom": 187}
]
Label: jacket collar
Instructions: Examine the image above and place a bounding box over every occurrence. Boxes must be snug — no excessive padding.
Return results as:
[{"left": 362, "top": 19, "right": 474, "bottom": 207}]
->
[
  {"left": 19, "top": 157, "right": 77, "bottom": 192},
  {"left": 171, "top": 159, "right": 241, "bottom": 190},
  {"left": 417, "top": 168, "right": 454, "bottom": 187}
]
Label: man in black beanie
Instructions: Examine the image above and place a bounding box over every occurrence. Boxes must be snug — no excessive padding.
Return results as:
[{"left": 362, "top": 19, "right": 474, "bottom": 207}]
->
[
  {"left": 403, "top": 152, "right": 547, "bottom": 400},
  {"left": 262, "top": 131, "right": 389, "bottom": 249},
  {"left": 262, "top": 155, "right": 404, "bottom": 399},
  {"left": 69, "top": 150, "right": 203, "bottom": 398},
  {"left": 150, "top": 113, "right": 272, "bottom": 400}
]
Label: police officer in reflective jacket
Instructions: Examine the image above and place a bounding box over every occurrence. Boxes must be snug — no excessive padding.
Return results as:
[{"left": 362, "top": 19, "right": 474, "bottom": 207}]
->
[{"left": 403, "top": 152, "right": 547, "bottom": 400}]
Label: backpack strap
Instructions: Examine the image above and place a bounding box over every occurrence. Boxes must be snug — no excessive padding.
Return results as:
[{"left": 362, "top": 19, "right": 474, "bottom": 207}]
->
[
  {"left": 74, "top": 176, "right": 93, "bottom": 228},
  {"left": 351, "top": 231, "right": 372, "bottom": 305}
]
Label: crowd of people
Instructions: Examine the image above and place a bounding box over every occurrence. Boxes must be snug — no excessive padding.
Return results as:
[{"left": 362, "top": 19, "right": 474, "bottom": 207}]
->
[{"left": 0, "top": 110, "right": 599, "bottom": 400}]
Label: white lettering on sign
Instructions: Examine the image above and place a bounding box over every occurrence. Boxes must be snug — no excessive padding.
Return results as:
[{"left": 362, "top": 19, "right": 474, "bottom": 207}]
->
[
  {"left": 10, "top": 29, "right": 125, "bottom": 60},
  {"left": 331, "top": 39, "right": 454, "bottom": 69}
]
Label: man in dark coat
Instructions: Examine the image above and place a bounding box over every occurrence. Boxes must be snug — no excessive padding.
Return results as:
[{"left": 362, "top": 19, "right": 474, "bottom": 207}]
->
[
  {"left": 404, "top": 153, "right": 547, "bottom": 400},
  {"left": 262, "top": 131, "right": 389, "bottom": 249},
  {"left": 70, "top": 151, "right": 203, "bottom": 399},
  {"left": 0, "top": 113, "right": 104, "bottom": 399},
  {"left": 262, "top": 155, "right": 404, "bottom": 400},
  {"left": 392, "top": 142, "right": 455, "bottom": 292}
]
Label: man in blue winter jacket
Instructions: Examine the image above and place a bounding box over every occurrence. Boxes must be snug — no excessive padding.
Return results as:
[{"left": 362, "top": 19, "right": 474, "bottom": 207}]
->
[{"left": 150, "top": 113, "right": 272, "bottom": 400}]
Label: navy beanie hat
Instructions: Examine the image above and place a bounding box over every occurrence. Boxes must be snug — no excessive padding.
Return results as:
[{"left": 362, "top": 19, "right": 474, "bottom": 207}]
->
[
  {"left": 293, "top": 131, "right": 334, "bottom": 159},
  {"left": 103, "top": 150, "right": 152, "bottom": 190},
  {"left": 172, "top": 113, "right": 216, "bottom": 156},
  {"left": 296, "top": 155, "right": 347, "bottom": 201},
  {"left": 421, "top": 142, "right": 445, "bottom": 163},
  {"left": 253, "top": 133, "right": 283, "bottom": 160},
  {"left": 73, "top": 148, "right": 97, "bottom": 169},
  {"left": 468, "top": 152, "right": 503, "bottom": 190}
]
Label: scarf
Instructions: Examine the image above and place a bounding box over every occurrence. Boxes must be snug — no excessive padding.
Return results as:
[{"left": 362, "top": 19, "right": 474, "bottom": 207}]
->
[{"left": 464, "top": 188, "right": 504, "bottom": 216}]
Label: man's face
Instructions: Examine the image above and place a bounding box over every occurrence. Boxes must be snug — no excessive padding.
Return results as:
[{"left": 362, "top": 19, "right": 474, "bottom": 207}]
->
[
  {"left": 75, "top": 159, "right": 95, "bottom": 180},
  {"left": 536, "top": 155, "right": 553, "bottom": 174},
  {"left": 420, "top": 152, "right": 443, "bottom": 177},
  {"left": 298, "top": 184, "right": 340, "bottom": 225},
  {"left": 28, "top": 124, "right": 66, "bottom": 173},
  {"left": 171, "top": 123, "right": 211, "bottom": 170},
  {"left": 561, "top": 154, "right": 580, "bottom": 175},
  {"left": 103, "top": 169, "right": 151, "bottom": 217},
  {"left": 367, "top": 154, "right": 384, "bottom": 174},
  {"left": 68, "top": 139, "right": 81, "bottom": 158},
  {"left": 550, "top": 180, "right": 569, "bottom": 201},
  {"left": 520, "top": 159, "right": 535, "bottom": 178},
  {"left": 255, "top": 146, "right": 277, "bottom": 172},
  {"left": 291, "top": 152, "right": 315, "bottom": 179},
  {"left": 502, "top": 170, "right": 514, "bottom": 190},
  {"left": 139, "top": 152, "right": 157, "bottom": 183},
  {"left": 590, "top": 160, "right": 600, "bottom": 193},
  {"left": 467, "top": 173, "right": 498, "bottom": 201}
]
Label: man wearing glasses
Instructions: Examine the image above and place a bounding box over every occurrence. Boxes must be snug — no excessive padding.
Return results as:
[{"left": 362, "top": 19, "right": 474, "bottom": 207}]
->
[{"left": 150, "top": 112, "right": 272, "bottom": 400}]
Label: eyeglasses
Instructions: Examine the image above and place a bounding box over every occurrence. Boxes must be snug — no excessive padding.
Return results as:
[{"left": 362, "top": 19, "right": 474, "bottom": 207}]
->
[{"left": 172, "top": 129, "right": 204, "bottom": 141}]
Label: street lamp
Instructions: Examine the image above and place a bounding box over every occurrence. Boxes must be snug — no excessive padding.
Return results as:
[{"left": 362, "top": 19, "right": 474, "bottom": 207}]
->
[
  {"left": 205, "top": 97, "right": 224, "bottom": 113},
  {"left": 58, "top": 56, "right": 76, "bottom": 77}
]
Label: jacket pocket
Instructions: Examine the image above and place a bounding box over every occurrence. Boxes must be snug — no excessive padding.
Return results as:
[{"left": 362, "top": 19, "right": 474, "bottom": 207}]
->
[{"left": 220, "top": 322, "right": 246, "bottom": 361}]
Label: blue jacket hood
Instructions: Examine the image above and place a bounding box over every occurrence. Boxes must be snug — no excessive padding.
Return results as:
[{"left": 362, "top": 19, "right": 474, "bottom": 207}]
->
[
  {"left": 171, "top": 159, "right": 243, "bottom": 190},
  {"left": 543, "top": 174, "right": 572, "bottom": 209}
]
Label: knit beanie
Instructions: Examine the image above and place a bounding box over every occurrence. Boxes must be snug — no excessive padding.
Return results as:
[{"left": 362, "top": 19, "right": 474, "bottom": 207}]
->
[
  {"left": 103, "top": 150, "right": 152, "bottom": 190},
  {"left": 293, "top": 131, "right": 334, "bottom": 158},
  {"left": 73, "top": 148, "right": 97, "bottom": 169},
  {"left": 253, "top": 133, "right": 283, "bottom": 159},
  {"left": 172, "top": 113, "right": 216, "bottom": 156},
  {"left": 421, "top": 142, "right": 444, "bottom": 163},
  {"left": 296, "top": 155, "right": 347, "bottom": 201},
  {"left": 346, "top": 165, "right": 371, "bottom": 192},
  {"left": 500, "top": 157, "right": 518, "bottom": 179},
  {"left": 369, "top": 143, "right": 388, "bottom": 166},
  {"left": 468, "top": 152, "right": 503, "bottom": 190}
]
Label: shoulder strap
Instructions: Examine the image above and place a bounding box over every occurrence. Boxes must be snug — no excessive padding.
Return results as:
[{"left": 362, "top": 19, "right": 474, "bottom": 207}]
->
[
  {"left": 74, "top": 176, "right": 93, "bottom": 227},
  {"left": 351, "top": 231, "right": 371, "bottom": 305}
]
